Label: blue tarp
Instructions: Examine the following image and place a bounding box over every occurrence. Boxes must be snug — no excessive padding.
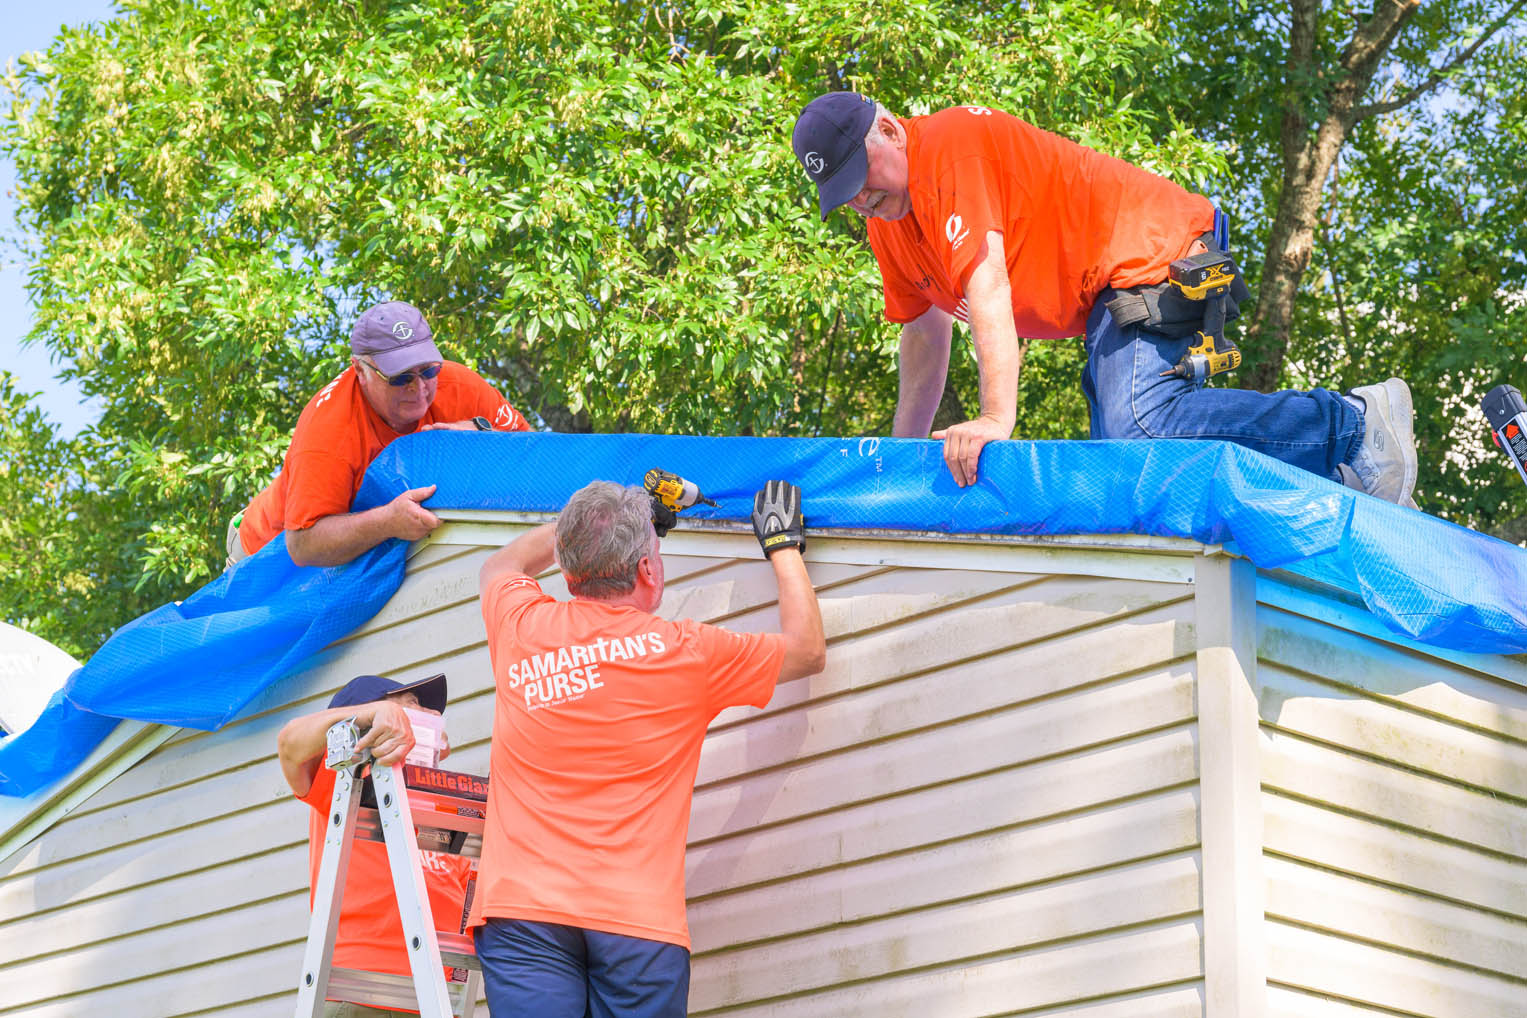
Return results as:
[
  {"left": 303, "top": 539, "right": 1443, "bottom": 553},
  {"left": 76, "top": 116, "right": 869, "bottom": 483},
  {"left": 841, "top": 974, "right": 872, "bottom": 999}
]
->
[{"left": 3, "top": 432, "right": 1525, "bottom": 797}]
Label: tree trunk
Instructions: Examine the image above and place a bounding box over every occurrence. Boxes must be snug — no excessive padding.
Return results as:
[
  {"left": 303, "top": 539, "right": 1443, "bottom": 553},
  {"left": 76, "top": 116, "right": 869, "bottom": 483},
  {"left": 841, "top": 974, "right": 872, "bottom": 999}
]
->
[{"left": 1242, "top": 0, "right": 1420, "bottom": 392}]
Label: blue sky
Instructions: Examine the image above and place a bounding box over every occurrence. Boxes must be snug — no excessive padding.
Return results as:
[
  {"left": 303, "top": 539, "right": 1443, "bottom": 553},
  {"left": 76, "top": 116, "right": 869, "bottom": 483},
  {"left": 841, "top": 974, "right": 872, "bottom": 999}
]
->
[{"left": 2, "top": 0, "right": 119, "bottom": 439}]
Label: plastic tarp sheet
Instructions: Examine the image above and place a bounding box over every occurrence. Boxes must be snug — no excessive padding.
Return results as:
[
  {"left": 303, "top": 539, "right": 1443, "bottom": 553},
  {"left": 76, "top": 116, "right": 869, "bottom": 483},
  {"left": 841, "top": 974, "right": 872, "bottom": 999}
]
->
[{"left": 3, "top": 431, "right": 1525, "bottom": 797}]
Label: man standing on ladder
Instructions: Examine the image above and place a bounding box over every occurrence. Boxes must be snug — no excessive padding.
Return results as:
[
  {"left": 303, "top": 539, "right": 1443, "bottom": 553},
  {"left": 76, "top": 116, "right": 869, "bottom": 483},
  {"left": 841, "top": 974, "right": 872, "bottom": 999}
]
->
[
  {"left": 277, "top": 673, "right": 472, "bottom": 1018},
  {"left": 467, "top": 479, "right": 827, "bottom": 1016}
]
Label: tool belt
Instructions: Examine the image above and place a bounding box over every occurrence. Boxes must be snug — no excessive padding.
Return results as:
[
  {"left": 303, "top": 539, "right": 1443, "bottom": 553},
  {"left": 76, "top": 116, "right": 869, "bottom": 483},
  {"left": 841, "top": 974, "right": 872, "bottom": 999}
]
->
[{"left": 1102, "top": 232, "right": 1252, "bottom": 338}]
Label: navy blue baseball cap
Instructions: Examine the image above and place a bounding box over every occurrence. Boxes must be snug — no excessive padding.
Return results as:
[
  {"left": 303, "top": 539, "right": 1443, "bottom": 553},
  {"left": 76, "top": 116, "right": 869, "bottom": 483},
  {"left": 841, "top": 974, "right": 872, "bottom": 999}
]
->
[
  {"left": 792, "top": 92, "right": 879, "bottom": 220},
  {"left": 328, "top": 673, "right": 448, "bottom": 714}
]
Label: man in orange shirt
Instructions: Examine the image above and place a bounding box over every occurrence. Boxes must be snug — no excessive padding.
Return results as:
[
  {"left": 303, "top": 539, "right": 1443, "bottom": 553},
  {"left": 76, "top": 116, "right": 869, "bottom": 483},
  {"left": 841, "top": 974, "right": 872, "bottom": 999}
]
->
[
  {"left": 277, "top": 673, "right": 473, "bottom": 1018},
  {"left": 228, "top": 301, "right": 531, "bottom": 568},
  {"left": 468, "top": 479, "right": 826, "bottom": 1016},
  {"left": 792, "top": 92, "right": 1419, "bottom": 506}
]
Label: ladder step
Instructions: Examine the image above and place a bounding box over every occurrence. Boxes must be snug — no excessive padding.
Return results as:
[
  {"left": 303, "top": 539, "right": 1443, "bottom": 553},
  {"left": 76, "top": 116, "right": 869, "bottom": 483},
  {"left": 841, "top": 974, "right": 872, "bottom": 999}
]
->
[
  {"left": 327, "top": 966, "right": 476, "bottom": 1014},
  {"left": 437, "top": 931, "right": 481, "bottom": 970}
]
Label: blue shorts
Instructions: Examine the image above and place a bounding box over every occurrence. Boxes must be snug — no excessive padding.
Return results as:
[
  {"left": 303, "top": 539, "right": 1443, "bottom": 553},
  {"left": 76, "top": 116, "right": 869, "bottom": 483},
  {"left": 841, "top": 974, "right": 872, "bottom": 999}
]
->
[{"left": 474, "top": 918, "right": 691, "bottom": 1018}]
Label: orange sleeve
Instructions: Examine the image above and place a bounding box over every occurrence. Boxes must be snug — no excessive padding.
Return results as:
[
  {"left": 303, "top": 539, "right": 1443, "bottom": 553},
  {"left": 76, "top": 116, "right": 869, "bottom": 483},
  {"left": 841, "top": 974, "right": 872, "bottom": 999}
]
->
[
  {"left": 480, "top": 574, "right": 550, "bottom": 654},
  {"left": 683, "top": 620, "right": 786, "bottom": 713},
  {"left": 447, "top": 368, "right": 531, "bottom": 432},
  {"left": 868, "top": 224, "right": 934, "bottom": 324},
  {"left": 934, "top": 153, "right": 1009, "bottom": 293},
  {"left": 282, "top": 448, "right": 363, "bottom": 533}
]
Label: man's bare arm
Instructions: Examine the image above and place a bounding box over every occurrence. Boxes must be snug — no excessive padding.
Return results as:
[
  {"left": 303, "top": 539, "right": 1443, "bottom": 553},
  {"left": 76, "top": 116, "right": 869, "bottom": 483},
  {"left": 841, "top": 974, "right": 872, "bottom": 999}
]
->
[
  {"left": 932, "top": 231, "right": 1019, "bottom": 487},
  {"left": 769, "top": 547, "right": 827, "bottom": 682},
  {"left": 276, "top": 699, "right": 417, "bottom": 798},
  {"left": 286, "top": 485, "right": 441, "bottom": 567},
  {"left": 480, "top": 523, "right": 558, "bottom": 590},
  {"left": 891, "top": 304, "right": 956, "bottom": 439}
]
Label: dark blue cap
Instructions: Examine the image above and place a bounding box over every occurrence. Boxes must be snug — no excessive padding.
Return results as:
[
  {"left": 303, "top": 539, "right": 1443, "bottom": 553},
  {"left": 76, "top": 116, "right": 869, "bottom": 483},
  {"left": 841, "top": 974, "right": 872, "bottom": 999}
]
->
[
  {"left": 328, "top": 673, "right": 448, "bottom": 715},
  {"left": 792, "top": 92, "right": 878, "bottom": 220}
]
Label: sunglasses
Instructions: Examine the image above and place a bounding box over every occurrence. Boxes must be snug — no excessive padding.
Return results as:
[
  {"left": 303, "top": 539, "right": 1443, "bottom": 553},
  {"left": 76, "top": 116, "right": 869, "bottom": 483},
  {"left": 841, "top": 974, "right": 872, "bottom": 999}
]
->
[{"left": 361, "top": 359, "right": 443, "bottom": 387}]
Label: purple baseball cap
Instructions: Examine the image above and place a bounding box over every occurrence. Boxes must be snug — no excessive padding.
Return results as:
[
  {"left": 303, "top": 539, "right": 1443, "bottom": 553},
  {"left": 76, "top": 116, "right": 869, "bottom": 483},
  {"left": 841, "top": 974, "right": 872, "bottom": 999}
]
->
[
  {"left": 792, "top": 92, "right": 878, "bottom": 220},
  {"left": 350, "top": 301, "right": 444, "bottom": 375}
]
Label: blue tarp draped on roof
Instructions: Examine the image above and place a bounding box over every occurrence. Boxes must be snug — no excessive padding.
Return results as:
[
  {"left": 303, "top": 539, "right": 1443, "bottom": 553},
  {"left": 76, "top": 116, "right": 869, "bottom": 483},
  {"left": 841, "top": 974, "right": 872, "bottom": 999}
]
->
[{"left": 3, "top": 431, "right": 1524, "bottom": 797}]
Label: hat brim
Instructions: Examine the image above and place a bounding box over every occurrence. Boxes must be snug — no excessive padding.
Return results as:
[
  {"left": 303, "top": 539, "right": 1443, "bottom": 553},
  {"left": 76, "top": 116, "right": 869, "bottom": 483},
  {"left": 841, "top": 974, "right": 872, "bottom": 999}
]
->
[
  {"left": 370, "top": 340, "right": 445, "bottom": 376},
  {"left": 391, "top": 673, "right": 449, "bottom": 715},
  {"left": 816, "top": 144, "right": 869, "bottom": 220}
]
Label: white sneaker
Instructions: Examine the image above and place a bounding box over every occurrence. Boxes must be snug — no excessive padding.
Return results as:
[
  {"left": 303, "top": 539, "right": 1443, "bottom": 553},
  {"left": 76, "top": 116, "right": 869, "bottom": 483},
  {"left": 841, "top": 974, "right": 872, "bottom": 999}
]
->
[{"left": 1345, "top": 378, "right": 1418, "bottom": 505}]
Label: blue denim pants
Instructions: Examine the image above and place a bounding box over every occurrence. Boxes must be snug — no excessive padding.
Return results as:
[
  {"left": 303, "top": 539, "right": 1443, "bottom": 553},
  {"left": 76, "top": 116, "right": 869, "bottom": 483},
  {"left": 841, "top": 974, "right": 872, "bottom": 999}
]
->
[
  {"left": 475, "top": 918, "right": 690, "bottom": 1018},
  {"left": 1081, "top": 296, "right": 1362, "bottom": 480}
]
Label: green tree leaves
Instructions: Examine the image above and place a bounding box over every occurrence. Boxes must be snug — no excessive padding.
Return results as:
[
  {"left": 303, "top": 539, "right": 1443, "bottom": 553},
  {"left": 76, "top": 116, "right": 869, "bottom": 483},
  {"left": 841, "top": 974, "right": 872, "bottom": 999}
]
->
[{"left": 8, "top": 0, "right": 1518, "bottom": 658}]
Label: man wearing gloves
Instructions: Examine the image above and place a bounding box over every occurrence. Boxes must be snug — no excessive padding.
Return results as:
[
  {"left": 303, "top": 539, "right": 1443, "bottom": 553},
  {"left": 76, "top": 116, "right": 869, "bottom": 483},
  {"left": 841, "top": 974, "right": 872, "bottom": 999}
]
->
[{"left": 467, "top": 479, "right": 826, "bottom": 1016}]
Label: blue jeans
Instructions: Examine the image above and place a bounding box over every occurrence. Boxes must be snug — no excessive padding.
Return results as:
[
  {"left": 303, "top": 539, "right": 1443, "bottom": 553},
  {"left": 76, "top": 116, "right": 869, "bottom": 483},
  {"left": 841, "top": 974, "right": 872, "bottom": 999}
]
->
[
  {"left": 1081, "top": 296, "right": 1362, "bottom": 480},
  {"left": 474, "top": 918, "right": 690, "bottom": 1018}
]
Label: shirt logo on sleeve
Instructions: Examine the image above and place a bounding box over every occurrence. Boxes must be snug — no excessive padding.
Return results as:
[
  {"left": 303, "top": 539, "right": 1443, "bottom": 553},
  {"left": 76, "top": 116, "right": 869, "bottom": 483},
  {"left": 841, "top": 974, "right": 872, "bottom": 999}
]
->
[
  {"left": 494, "top": 403, "right": 518, "bottom": 429},
  {"left": 964, "top": 106, "right": 992, "bottom": 116},
  {"left": 945, "top": 213, "right": 971, "bottom": 251}
]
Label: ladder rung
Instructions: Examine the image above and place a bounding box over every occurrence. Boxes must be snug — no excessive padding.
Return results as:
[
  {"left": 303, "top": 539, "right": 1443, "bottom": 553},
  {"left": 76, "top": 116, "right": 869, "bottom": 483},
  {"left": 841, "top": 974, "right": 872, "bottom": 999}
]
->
[
  {"left": 327, "top": 965, "right": 475, "bottom": 1012},
  {"left": 437, "top": 931, "right": 481, "bottom": 970}
]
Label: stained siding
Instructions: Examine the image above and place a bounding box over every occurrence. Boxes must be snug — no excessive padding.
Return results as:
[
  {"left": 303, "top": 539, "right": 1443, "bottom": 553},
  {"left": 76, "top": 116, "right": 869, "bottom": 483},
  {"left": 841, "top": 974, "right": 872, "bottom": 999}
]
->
[
  {"left": 0, "top": 524, "right": 1210, "bottom": 1017},
  {"left": 1256, "top": 578, "right": 1527, "bottom": 1018}
]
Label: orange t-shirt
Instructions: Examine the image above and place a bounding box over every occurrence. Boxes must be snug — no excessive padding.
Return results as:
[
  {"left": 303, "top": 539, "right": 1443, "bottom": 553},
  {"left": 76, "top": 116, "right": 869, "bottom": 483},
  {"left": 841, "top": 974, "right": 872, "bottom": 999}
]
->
[
  {"left": 467, "top": 574, "right": 787, "bottom": 949},
  {"left": 867, "top": 106, "right": 1216, "bottom": 338},
  {"left": 298, "top": 766, "right": 474, "bottom": 978},
  {"left": 240, "top": 361, "right": 529, "bottom": 555}
]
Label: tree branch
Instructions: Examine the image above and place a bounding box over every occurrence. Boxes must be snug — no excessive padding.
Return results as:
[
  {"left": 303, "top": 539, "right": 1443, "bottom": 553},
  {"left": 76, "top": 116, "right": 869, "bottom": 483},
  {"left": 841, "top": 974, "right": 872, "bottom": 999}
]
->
[
  {"left": 1352, "top": 0, "right": 1527, "bottom": 119},
  {"left": 1339, "top": 0, "right": 1420, "bottom": 77}
]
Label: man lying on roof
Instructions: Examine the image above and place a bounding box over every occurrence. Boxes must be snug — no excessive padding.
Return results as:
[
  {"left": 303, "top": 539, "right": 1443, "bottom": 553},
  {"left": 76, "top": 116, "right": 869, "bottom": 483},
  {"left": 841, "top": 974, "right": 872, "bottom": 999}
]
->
[{"left": 227, "top": 301, "right": 531, "bottom": 568}]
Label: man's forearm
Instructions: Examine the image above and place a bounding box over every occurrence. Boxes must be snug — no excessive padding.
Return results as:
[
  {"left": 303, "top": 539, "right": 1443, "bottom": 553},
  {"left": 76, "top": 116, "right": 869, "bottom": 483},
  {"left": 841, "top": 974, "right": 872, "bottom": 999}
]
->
[
  {"left": 892, "top": 308, "right": 954, "bottom": 438},
  {"left": 770, "top": 549, "right": 826, "bottom": 682},
  {"left": 480, "top": 523, "right": 557, "bottom": 589},
  {"left": 277, "top": 701, "right": 386, "bottom": 796},
  {"left": 286, "top": 506, "right": 400, "bottom": 567},
  {"left": 964, "top": 235, "right": 1020, "bottom": 431}
]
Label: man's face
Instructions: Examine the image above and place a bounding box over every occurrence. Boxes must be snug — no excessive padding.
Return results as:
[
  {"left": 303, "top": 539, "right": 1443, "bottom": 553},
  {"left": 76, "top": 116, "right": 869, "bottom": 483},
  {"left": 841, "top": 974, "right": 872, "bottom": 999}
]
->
[
  {"left": 846, "top": 117, "right": 911, "bottom": 222},
  {"left": 355, "top": 357, "right": 440, "bottom": 432}
]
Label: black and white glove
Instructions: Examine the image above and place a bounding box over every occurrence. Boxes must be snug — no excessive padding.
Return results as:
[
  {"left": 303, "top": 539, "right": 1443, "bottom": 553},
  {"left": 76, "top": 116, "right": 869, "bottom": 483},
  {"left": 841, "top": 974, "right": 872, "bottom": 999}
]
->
[{"left": 751, "top": 480, "right": 806, "bottom": 558}]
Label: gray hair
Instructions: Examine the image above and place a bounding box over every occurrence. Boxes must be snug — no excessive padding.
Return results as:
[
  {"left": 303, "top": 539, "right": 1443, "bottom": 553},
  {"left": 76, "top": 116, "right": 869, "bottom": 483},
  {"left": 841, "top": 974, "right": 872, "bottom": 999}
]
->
[
  {"left": 862, "top": 102, "right": 896, "bottom": 147},
  {"left": 556, "top": 481, "right": 655, "bottom": 599}
]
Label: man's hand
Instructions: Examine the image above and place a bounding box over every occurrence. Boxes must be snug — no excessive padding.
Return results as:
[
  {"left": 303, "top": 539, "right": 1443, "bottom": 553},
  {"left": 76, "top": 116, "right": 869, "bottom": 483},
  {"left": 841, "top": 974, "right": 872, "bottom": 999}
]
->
[
  {"left": 751, "top": 480, "right": 806, "bottom": 558},
  {"left": 388, "top": 484, "right": 442, "bottom": 541},
  {"left": 931, "top": 413, "right": 1013, "bottom": 488},
  {"left": 354, "top": 699, "right": 417, "bottom": 767},
  {"left": 420, "top": 420, "right": 482, "bottom": 432}
]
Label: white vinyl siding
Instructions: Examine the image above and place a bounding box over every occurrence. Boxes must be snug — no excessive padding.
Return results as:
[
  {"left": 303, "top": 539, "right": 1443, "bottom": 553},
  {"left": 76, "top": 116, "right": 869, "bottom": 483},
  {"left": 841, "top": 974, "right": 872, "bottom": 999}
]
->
[
  {"left": 1255, "top": 577, "right": 1527, "bottom": 1017},
  {"left": 2, "top": 519, "right": 1522, "bottom": 1018}
]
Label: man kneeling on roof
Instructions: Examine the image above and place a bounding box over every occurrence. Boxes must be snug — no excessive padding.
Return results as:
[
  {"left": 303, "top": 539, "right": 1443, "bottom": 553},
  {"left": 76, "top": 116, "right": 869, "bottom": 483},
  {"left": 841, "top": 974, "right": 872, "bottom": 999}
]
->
[
  {"left": 228, "top": 301, "right": 531, "bottom": 568},
  {"left": 277, "top": 673, "right": 472, "bottom": 1018},
  {"left": 466, "top": 478, "right": 827, "bottom": 1017}
]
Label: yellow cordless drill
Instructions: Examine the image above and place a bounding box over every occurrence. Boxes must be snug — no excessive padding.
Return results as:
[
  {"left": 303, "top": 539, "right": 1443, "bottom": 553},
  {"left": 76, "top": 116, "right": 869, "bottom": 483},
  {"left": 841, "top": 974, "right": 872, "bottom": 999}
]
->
[
  {"left": 644, "top": 468, "right": 717, "bottom": 537},
  {"left": 1161, "top": 250, "right": 1241, "bottom": 385}
]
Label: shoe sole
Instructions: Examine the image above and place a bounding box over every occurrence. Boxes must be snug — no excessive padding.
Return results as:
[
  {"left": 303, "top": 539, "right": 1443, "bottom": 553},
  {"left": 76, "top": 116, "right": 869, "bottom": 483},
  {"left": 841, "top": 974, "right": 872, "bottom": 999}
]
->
[{"left": 1379, "top": 377, "right": 1418, "bottom": 504}]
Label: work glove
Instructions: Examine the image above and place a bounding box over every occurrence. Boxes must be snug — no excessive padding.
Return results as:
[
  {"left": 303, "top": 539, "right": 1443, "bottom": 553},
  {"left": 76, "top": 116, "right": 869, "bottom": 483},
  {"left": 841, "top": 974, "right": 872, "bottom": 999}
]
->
[
  {"left": 651, "top": 500, "right": 678, "bottom": 538},
  {"left": 751, "top": 480, "right": 806, "bottom": 558}
]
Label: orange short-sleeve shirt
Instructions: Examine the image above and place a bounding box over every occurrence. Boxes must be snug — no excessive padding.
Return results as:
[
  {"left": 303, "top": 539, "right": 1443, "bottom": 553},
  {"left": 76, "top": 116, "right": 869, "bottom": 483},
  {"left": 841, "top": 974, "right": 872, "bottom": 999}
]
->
[
  {"left": 239, "top": 362, "right": 529, "bottom": 555},
  {"left": 867, "top": 107, "right": 1216, "bottom": 338},
  {"left": 467, "top": 574, "right": 786, "bottom": 948},
  {"left": 298, "top": 766, "right": 473, "bottom": 979}
]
